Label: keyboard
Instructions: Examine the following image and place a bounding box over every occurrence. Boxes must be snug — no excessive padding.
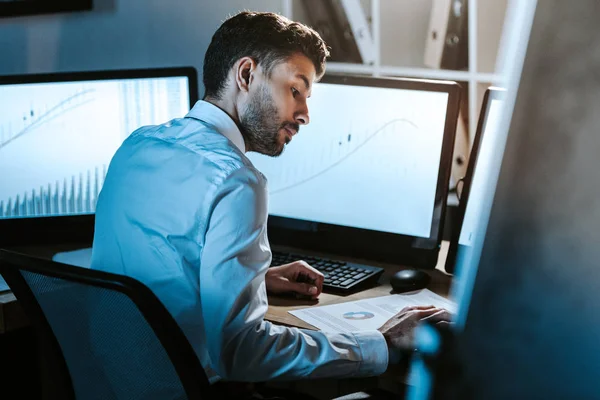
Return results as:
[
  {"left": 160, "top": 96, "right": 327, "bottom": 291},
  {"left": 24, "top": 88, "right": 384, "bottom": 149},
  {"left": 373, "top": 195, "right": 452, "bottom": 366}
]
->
[{"left": 270, "top": 250, "right": 384, "bottom": 294}]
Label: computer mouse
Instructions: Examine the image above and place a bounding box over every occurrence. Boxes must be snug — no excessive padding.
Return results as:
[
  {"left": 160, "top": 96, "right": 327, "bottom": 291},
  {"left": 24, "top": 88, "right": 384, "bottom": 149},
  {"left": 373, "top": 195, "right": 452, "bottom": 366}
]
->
[{"left": 390, "top": 269, "right": 431, "bottom": 293}]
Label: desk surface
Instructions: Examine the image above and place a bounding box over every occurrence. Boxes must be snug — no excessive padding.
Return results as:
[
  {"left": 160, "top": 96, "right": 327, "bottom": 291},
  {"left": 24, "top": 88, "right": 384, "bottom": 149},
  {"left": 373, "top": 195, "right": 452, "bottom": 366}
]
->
[
  {"left": 0, "top": 242, "right": 453, "bottom": 334},
  {"left": 264, "top": 243, "right": 453, "bottom": 391},
  {"left": 266, "top": 242, "right": 453, "bottom": 329}
]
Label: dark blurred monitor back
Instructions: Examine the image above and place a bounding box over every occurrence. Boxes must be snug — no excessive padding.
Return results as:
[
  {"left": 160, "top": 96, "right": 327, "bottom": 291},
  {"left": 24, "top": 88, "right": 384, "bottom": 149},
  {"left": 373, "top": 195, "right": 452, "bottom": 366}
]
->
[{"left": 439, "top": 1, "right": 600, "bottom": 398}]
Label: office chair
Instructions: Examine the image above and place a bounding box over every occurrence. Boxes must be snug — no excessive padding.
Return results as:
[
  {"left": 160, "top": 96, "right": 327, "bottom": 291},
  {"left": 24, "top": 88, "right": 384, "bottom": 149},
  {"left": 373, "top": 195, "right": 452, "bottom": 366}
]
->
[{"left": 0, "top": 249, "right": 212, "bottom": 400}]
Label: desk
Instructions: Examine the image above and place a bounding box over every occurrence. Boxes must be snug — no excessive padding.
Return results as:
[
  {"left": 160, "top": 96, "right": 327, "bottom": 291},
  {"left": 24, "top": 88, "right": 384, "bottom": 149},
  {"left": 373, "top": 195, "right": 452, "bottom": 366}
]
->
[
  {"left": 0, "top": 242, "right": 453, "bottom": 334},
  {"left": 264, "top": 242, "right": 453, "bottom": 397},
  {"left": 266, "top": 241, "right": 453, "bottom": 329},
  {"left": 0, "top": 242, "right": 453, "bottom": 398}
]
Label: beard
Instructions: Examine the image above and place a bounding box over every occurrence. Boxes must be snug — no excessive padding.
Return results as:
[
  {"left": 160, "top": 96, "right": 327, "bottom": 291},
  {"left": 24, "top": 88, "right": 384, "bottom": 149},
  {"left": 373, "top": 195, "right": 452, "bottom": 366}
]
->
[{"left": 239, "top": 84, "right": 298, "bottom": 157}]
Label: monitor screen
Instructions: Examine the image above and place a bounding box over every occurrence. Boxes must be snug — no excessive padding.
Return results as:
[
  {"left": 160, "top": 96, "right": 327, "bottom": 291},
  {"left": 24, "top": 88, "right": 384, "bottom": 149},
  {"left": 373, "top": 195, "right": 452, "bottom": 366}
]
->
[
  {"left": 450, "top": 91, "right": 507, "bottom": 310},
  {"left": 458, "top": 97, "right": 504, "bottom": 247},
  {"left": 248, "top": 77, "right": 451, "bottom": 240},
  {"left": 0, "top": 68, "right": 196, "bottom": 220}
]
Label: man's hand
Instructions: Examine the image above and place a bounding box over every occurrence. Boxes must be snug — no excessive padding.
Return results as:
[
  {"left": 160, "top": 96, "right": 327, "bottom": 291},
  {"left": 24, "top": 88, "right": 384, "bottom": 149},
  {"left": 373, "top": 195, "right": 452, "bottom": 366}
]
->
[
  {"left": 378, "top": 305, "right": 452, "bottom": 354},
  {"left": 266, "top": 261, "right": 324, "bottom": 299}
]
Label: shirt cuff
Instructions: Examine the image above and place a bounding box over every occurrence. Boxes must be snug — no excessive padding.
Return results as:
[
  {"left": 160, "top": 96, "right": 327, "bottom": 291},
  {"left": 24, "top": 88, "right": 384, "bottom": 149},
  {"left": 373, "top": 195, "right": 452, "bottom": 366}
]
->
[{"left": 351, "top": 330, "right": 389, "bottom": 376}]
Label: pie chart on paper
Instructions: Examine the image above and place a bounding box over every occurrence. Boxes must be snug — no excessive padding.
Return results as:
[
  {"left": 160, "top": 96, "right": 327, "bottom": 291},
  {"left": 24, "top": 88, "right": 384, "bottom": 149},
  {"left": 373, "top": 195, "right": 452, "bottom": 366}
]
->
[{"left": 343, "top": 311, "right": 375, "bottom": 320}]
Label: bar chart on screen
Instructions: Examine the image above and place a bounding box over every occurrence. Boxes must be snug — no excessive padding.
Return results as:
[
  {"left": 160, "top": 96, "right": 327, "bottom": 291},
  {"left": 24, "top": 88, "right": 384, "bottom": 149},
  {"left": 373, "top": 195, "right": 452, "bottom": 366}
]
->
[
  {"left": 0, "top": 165, "right": 107, "bottom": 218},
  {"left": 0, "top": 78, "right": 190, "bottom": 219}
]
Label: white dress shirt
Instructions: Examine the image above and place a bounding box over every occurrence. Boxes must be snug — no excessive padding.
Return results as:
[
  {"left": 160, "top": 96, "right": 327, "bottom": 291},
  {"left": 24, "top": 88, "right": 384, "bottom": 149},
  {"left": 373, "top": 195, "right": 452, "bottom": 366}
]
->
[{"left": 90, "top": 100, "right": 389, "bottom": 383}]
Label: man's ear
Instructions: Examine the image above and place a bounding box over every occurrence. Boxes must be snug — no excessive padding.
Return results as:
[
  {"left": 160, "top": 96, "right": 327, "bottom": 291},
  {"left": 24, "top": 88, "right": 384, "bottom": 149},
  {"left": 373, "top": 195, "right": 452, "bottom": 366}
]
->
[{"left": 235, "top": 57, "right": 257, "bottom": 93}]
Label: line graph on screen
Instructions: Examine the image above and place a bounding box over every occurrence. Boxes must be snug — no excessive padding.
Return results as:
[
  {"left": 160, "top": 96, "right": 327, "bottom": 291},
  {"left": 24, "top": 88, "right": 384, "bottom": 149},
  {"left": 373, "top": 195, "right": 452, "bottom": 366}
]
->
[{"left": 267, "top": 118, "right": 421, "bottom": 195}]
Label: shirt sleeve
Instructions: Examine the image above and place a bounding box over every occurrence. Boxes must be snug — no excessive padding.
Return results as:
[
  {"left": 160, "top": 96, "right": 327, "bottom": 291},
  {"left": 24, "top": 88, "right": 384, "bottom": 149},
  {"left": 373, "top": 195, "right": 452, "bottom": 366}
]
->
[{"left": 199, "top": 166, "right": 389, "bottom": 381}]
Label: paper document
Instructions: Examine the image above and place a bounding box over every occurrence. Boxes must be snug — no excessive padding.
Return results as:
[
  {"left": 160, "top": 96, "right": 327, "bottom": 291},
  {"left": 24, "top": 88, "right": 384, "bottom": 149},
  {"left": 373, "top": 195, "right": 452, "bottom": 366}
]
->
[{"left": 290, "top": 289, "right": 456, "bottom": 332}]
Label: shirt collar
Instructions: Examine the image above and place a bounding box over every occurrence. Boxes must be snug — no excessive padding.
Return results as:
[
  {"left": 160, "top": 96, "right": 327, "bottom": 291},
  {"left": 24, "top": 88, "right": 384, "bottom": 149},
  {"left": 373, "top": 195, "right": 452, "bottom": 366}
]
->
[{"left": 185, "top": 100, "right": 246, "bottom": 153}]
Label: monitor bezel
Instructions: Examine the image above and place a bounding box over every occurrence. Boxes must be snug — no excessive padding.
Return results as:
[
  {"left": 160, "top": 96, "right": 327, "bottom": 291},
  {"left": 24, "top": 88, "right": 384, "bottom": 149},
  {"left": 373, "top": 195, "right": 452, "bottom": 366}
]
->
[
  {"left": 0, "top": 66, "right": 199, "bottom": 247},
  {"left": 444, "top": 87, "right": 506, "bottom": 274},
  {"left": 0, "top": 0, "right": 93, "bottom": 18},
  {"left": 267, "top": 74, "right": 461, "bottom": 268}
]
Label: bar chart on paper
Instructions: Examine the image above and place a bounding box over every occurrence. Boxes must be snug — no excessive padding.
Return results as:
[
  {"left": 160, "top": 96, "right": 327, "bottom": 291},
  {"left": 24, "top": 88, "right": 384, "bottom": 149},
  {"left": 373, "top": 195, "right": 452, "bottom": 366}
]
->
[{"left": 0, "top": 77, "right": 190, "bottom": 219}]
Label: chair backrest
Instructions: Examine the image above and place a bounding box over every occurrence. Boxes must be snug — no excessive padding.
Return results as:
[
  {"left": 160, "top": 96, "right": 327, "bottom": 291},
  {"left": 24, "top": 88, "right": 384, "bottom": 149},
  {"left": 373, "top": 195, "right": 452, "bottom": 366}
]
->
[{"left": 0, "top": 249, "right": 211, "bottom": 400}]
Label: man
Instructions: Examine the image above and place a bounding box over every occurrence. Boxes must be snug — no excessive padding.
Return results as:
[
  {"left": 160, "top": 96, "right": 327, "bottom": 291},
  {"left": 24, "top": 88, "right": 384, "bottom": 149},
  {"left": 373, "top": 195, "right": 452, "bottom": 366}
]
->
[{"left": 91, "top": 10, "right": 450, "bottom": 393}]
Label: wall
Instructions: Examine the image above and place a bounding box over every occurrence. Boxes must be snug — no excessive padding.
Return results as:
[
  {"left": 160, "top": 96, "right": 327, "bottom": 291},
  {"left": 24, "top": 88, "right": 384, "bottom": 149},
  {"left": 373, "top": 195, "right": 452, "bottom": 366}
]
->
[
  {"left": 380, "top": 0, "right": 432, "bottom": 68},
  {"left": 477, "top": 0, "right": 508, "bottom": 73},
  {"left": 291, "top": 0, "right": 431, "bottom": 68},
  {"left": 0, "top": 0, "right": 284, "bottom": 96}
]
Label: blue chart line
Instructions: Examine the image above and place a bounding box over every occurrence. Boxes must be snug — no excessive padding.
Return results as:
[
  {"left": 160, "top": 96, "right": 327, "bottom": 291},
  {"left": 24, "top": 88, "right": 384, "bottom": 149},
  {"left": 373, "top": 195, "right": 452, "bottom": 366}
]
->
[
  {"left": 270, "top": 118, "right": 419, "bottom": 195},
  {"left": 0, "top": 89, "right": 95, "bottom": 150},
  {"left": 0, "top": 165, "right": 107, "bottom": 218}
]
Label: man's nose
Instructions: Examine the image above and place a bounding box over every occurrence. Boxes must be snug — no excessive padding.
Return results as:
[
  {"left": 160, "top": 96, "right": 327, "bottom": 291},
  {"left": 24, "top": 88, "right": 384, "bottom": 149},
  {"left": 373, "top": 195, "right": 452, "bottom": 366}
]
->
[{"left": 295, "top": 104, "right": 310, "bottom": 125}]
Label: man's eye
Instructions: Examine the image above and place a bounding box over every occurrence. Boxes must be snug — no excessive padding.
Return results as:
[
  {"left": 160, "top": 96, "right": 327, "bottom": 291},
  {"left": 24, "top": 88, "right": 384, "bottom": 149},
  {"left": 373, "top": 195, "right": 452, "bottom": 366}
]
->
[{"left": 291, "top": 87, "right": 299, "bottom": 97}]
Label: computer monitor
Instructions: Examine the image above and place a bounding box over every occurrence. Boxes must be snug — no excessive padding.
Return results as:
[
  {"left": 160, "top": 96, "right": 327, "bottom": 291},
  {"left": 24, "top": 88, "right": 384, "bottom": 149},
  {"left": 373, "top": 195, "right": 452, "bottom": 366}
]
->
[
  {"left": 445, "top": 88, "right": 506, "bottom": 274},
  {"left": 249, "top": 74, "right": 461, "bottom": 267},
  {"left": 0, "top": 67, "right": 198, "bottom": 245},
  {"left": 447, "top": 88, "right": 507, "bottom": 309}
]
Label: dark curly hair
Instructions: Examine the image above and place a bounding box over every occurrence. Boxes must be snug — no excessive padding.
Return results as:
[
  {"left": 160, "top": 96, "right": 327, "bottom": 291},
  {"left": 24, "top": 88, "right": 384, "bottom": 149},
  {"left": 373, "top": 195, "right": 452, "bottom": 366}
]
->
[{"left": 203, "top": 11, "right": 329, "bottom": 99}]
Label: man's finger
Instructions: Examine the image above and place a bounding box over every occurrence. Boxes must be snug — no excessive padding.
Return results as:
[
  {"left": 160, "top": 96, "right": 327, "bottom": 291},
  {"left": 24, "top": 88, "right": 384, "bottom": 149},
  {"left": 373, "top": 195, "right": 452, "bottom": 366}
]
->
[
  {"left": 288, "top": 282, "right": 319, "bottom": 297},
  {"left": 311, "top": 274, "right": 324, "bottom": 297},
  {"left": 398, "top": 305, "right": 436, "bottom": 314},
  {"left": 295, "top": 261, "right": 324, "bottom": 278},
  {"left": 293, "top": 262, "right": 324, "bottom": 296},
  {"left": 297, "top": 274, "right": 323, "bottom": 298},
  {"left": 421, "top": 309, "right": 453, "bottom": 324},
  {"left": 403, "top": 308, "right": 445, "bottom": 322}
]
